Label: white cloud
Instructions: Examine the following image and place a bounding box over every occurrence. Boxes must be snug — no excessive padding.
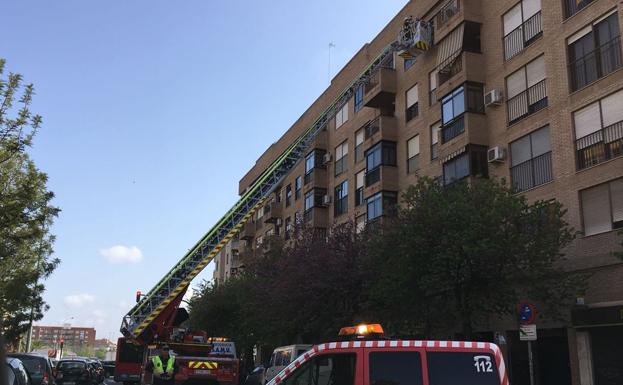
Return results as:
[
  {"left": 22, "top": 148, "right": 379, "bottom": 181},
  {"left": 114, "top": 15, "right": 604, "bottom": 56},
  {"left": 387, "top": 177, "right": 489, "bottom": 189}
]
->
[
  {"left": 93, "top": 309, "right": 107, "bottom": 318},
  {"left": 64, "top": 293, "right": 96, "bottom": 307},
  {"left": 99, "top": 245, "right": 143, "bottom": 264}
]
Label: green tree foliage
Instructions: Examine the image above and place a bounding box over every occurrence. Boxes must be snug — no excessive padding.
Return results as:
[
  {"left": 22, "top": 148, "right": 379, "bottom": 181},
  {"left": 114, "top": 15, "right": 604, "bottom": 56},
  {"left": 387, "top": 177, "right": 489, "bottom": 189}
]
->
[
  {"left": 367, "top": 178, "right": 581, "bottom": 338},
  {"left": 0, "top": 59, "right": 59, "bottom": 347}
]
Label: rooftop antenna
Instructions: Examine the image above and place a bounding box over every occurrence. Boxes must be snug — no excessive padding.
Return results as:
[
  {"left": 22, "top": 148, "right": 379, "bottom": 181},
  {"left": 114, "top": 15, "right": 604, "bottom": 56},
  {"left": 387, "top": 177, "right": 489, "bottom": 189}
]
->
[{"left": 328, "top": 42, "right": 335, "bottom": 84}]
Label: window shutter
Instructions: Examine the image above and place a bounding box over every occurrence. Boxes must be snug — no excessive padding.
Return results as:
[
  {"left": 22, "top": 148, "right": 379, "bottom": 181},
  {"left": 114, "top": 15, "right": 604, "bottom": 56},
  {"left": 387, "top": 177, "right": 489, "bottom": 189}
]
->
[
  {"left": 522, "top": 0, "right": 541, "bottom": 20},
  {"left": 342, "top": 142, "right": 348, "bottom": 156},
  {"left": 568, "top": 25, "right": 592, "bottom": 45},
  {"left": 574, "top": 102, "right": 601, "bottom": 139},
  {"left": 611, "top": 179, "right": 623, "bottom": 223},
  {"left": 530, "top": 125, "right": 551, "bottom": 157},
  {"left": 526, "top": 56, "right": 546, "bottom": 87},
  {"left": 600, "top": 89, "right": 623, "bottom": 127},
  {"left": 356, "top": 130, "right": 364, "bottom": 145},
  {"left": 407, "top": 84, "right": 419, "bottom": 108},
  {"left": 431, "top": 122, "right": 441, "bottom": 145},
  {"left": 356, "top": 171, "right": 364, "bottom": 189},
  {"left": 408, "top": 135, "right": 420, "bottom": 157},
  {"left": 429, "top": 71, "right": 437, "bottom": 91},
  {"left": 503, "top": 4, "right": 522, "bottom": 35},
  {"left": 582, "top": 184, "right": 612, "bottom": 236},
  {"left": 511, "top": 135, "right": 532, "bottom": 167},
  {"left": 507, "top": 68, "right": 527, "bottom": 99}
]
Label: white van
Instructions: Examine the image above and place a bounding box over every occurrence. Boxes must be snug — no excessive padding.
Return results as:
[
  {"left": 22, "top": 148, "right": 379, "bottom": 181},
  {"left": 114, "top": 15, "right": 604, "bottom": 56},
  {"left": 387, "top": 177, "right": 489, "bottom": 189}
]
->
[{"left": 264, "top": 344, "right": 312, "bottom": 383}]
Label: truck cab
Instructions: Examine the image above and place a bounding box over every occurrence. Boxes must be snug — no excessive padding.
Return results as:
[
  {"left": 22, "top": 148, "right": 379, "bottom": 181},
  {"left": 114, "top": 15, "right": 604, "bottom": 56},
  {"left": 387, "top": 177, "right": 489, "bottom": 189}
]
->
[
  {"left": 267, "top": 324, "right": 508, "bottom": 385},
  {"left": 265, "top": 345, "right": 313, "bottom": 383}
]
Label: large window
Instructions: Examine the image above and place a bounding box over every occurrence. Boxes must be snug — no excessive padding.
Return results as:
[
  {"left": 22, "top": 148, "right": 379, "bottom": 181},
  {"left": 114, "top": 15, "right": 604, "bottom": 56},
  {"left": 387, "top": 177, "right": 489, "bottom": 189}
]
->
[
  {"left": 335, "top": 141, "right": 349, "bottom": 176},
  {"left": 370, "top": 352, "right": 423, "bottom": 385},
  {"left": 568, "top": 11, "right": 622, "bottom": 91},
  {"left": 355, "top": 129, "right": 364, "bottom": 162},
  {"left": 442, "top": 145, "right": 488, "bottom": 185},
  {"left": 503, "top": 0, "right": 542, "bottom": 60},
  {"left": 281, "top": 353, "right": 356, "bottom": 385},
  {"left": 441, "top": 83, "right": 483, "bottom": 143},
  {"left": 406, "top": 84, "right": 419, "bottom": 122},
  {"left": 304, "top": 149, "right": 326, "bottom": 184},
  {"left": 581, "top": 178, "right": 623, "bottom": 236},
  {"left": 436, "top": 22, "right": 482, "bottom": 85},
  {"left": 407, "top": 135, "right": 420, "bottom": 173},
  {"left": 365, "top": 141, "right": 397, "bottom": 186},
  {"left": 366, "top": 191, "right": 398, "bottom": 222},
  {"left": 334, "top": 180, "right": 348, "bottom": 216},
  {"left": 355, "top": 171, "right": 364, "bottom": 206},
  {"left": 354, "top": 84, "right": 364, "bottom": 113},
  {"left": 574, "top": 88, "right": 623, "bottom": 169},
  {"left": 431, "top": 122, "right": 441, "bottom": 160},
  {"left": 335, "top": 104, "right": 349, "bottom": 129},
  {"left": 304, "top": 188, "right": 327, "bottom": 222},
  {"left": 564, "top": 0, "right": 595, "bottom": 19},
  {"left": 506, "top": 55, "right": 547, "bottom": 124},
  {"left": 510, "top": 125, "right": 553, "bottom": 192}
]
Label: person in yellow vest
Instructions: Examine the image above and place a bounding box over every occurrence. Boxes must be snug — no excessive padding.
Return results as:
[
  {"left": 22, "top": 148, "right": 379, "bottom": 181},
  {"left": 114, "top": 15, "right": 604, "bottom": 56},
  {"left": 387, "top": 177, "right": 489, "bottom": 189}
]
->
[{"left": 145, "top": 344, "right": 179, "bottom": 385}]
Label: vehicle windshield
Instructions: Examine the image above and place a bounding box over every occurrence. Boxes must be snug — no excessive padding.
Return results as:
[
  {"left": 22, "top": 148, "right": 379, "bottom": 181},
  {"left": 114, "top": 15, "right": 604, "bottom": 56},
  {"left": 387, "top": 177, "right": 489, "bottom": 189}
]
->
[
  {"left": 58, "top": 362, "right": 85, "bottom": 371},
  {"left": 15, "top": 358, "right": 44, "bottom": 375}
]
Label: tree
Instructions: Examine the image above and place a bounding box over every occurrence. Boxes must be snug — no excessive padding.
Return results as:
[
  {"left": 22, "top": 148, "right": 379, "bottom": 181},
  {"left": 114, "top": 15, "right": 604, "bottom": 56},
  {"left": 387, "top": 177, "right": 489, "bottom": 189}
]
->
[
  {"left": 0, "top": 58, "right": 42, "bottom": 164},
  {"left": 366, "top": 178, "right": 581, "bottom": 339},
  {"left": 0, "top": 59, "right": 59, "bottom": 348}
]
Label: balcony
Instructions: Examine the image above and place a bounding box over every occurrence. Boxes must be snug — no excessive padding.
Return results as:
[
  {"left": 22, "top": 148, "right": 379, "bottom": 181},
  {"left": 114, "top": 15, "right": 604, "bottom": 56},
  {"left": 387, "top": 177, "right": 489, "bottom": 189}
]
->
[
  {"left": 569, "top": 36, "right": 623, "bottom": 91},
  {"left": 263, "top": 201, "right": 283, "bottom": 224},
  {"left": 364, "top": 166, "right": 399, "bottom": 191},
  {"left": 441, "top": 115, "right": 465, "bottom": 144},
  {"left": 435, "top": 0, "right": 461, "bottom": 30},
  {"left": 239, "top": 221, "right": 255, "bottom": 241},
  {"left": 303, "top": 207, "right": 329, "bottom": 227},
  {"left": 364, "top": 67, "right": 397, "bottom": 110},
  {"left": 563, "top": 0, "right": 594, "bottom": 19},
  {"left": 363, "top": 116, "right": 398, "bottom": 147},
  {"left": 510, "top": 151, "right": 553, "bottom": 192},
  {"left": 438, "top": 113, "right": 488, "bottom": 160},
  {"left": 576, "top": 120, "right": 623, "bottom": 169},
  {"left": 503, "top": 12, "right": 543, "bottom": 61},
  {"left": 303, "top": 168, "right": 328, "bottom": 188},
  {"left": 437, "top": 52, "right": 486, "bottom": 94},
  {"left": 507, "top": 79, "right": 548, "bottom": 125}
]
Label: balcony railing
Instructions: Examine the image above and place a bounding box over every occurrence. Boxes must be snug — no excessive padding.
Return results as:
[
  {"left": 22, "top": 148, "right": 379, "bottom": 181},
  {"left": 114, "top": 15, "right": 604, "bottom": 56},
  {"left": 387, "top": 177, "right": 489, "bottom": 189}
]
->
[
  {"left": 569, "top": 36, "right": 623, "bottom": 91},
  {"left": 504, "top": 11, "right": 543, "bottom": 61},
  {"left": 364, "top": 117, "right": 380, "bottom": 139},
  {"left": 436, "top": 0, "right": 460, "bottom": 29},
  {"left": 511, "top": 151, "right": 553, "bottom": 192},
  {"left": 366, "top": 167, "right": 381, "bottom": 186},
  {"left": 441, "top": 115, "right": 465, "bottom": 143},
  {"left": 304, "top": 170, "right": 314, "bottom": 185},
  {"left": 507, "top": 79, "right": 548, "bottom": 125},
  {"left": 406, "top": 103, "right": 419, "bottom": 122},
  {"left": 564, "top": 0, "right": 594, "bottom": 19},
  {"left": 438, "top": 52, "right": 463, "bottom": 86},
  {"left": 576, "top": 120, "right": 623, "bottom": 169}
]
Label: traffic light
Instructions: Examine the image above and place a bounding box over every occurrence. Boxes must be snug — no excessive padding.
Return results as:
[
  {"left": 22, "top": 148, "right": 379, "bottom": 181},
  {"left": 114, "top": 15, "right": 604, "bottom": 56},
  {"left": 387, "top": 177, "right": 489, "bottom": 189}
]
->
[
  {"left": 136, "top": 290, "right": 142, "bottom": 303},
  {"left": 59, "top": 338, "right": 64, "bottom": 349}
]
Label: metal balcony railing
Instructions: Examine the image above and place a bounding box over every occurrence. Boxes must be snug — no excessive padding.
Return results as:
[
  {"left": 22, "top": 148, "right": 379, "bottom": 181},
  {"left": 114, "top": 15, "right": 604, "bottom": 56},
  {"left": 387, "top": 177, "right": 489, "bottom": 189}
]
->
[
  {"left": 569, "top": 36, "right": 623, "bottom": 91},
  {"left": 436, "top": 0, "right": 460, "bottom": 29},
  {"left": 366, "top": 167, "right": 381, "bottom": 186},
  {"left": 511, "top": 151, "right": 553, "bottom": 192},
  {"left": 441, "top": 115, "right": 465, "bottom": 143},
  {"left": 563, "top": 0, "right": 594, "bottom": 19},
  {"left": 507, "top": 79, "right": 548, "bottom": 125},
  {"left": 438, "top": 52, "right": 463, "bottom": 86},
  {"left": 576, "top": 120, "right": 623, "bottom": 169},
  {"left": 504, "top": 12, "right": 543, "bottom": 61},
  {"left": 364, "top": 117, "right": 380, "bottom": 139}
]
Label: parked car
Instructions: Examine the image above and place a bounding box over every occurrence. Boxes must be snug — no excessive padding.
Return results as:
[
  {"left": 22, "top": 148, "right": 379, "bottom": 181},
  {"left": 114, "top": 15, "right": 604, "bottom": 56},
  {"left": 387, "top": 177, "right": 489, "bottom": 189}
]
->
[
  {"left": 85, "top": 360, "right": 104, "bottom": 384},
  {"left": 5, "top": 357, "right": 32, "bottom": 385},
  {"left": 264, "top": 345, "right": 312, "bottom": 383},
  {"left": 244, "top": 365, "right": 266, "bottom": 385},
  {"left": 7, "top": 354, "right": 55, "bottom": 385},
  {"left": 54, "top": 359, "right": 93, "bottom": 385}
]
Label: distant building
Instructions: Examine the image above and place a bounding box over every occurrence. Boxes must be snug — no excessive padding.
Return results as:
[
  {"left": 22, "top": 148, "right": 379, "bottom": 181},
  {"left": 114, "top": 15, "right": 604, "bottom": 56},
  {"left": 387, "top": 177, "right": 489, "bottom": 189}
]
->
[
  {"left": 32, "top": 326, "right": 96, "bottom": 349},
  {"left": 94, "top": 338, "right": 116, "bottom": 350}
]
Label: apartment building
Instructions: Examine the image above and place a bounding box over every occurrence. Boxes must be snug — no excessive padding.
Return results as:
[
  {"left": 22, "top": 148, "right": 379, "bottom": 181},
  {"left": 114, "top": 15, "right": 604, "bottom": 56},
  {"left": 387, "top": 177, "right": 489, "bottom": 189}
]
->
[
  {"left": 212, "top": 0, "right": 623, "bottom": 383},
  {"left": 32, "top": 325, "right": 96, "bottom": 348}
]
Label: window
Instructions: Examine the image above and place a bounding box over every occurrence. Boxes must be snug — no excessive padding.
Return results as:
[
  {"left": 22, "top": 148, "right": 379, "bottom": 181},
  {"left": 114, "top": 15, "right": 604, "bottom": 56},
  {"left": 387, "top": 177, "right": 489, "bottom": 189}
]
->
[
  {"left": 506, "top": 55, "right": 547, "bottom": 124},
  {"left": 436, "top": 0, "right": 460, "bottom": 29},
  {"left": 503, "top": 0, "right": 543, "bottom": 60},
  {"left": 431, "top": 122, "right": 441, "bottom": 160},
  {"left": 281, "top": 353, "right": 356, "bottom": 385},
  {"left": 510, "top": 125, "right": 553, "bottom": 192},
  {"left": 404, "top": 58, "right": 416, "bottom": 70},
  {"left": 428, "top": 352, "right": 499, "bottom": 385},
  {"left": 354, "top": 84, "right": 364, "bottom": 112},
  {"left": 355, "top": 171, "right": 364, "bottom": 206},
  {"left": 294, "top": 211, "right": 301, "bottom": 224},
  {"left": 443, "top": 145, "right": 488, "bottom": 185},
  {"left": 407, "top": 135, "right": 420, "bottom": 173},
  {"left": 429, "top": 71, "right": 438, "bottom": 106},
  {"left": 365, "top": 141, "right": 397, "bottom": 186},
  {"left": 437, "top": 22, "right": 482, "bottom": 85},
  {"left": 574, "top": 88, "right": 623, "bottom": 169},
  {"left": 334, "top": 180, "right": 348, "bottom": 216},
  {"left": 568, "top": 11, "right": 622, "bottom": 91},
  {"left": 406, "top": 84, "right": 419, "bottom": 122},
  {"left": 564, "top": 0, "right": 595, "bottom": 19},
  {"left": 335, "top": 104, "right": 349, "bottom": 129},
  {"left": 356, "top": 214, "right": 366, "bottom": 233},
  {"left": 355, "top": 130, "right": 364, "bottom": 162},
  {"left": 441, "top": 83, "right": 484, "bottom": 143},
  {"left": 305, "top": 151, "right": 316, "bottom": 174},
  {"left": 366, "top": 191, "right": 398, "bottom": 222},
  {"left": 364, "top": 118, "right": 380, "bottom": 139},
  {"left": 370, "top": 352, "right": 423, "bottom": 385},
  {"left": 304, "top": 149, "right": 326, "bottom": 184},
  {"left": 285, "top": 184, "right": 292, "bottom": 207},
  {"left": 335, "top": 141, "right": 349, "bottom": 176},
  {"left": 304, "top": 188, "right": 327, "bottom": 222},
  {"left": 581, "top": 178, "right": 623, "bottom": 236},
  {"left": 295, "top": 176, "right": 302, "bottom": 199}
]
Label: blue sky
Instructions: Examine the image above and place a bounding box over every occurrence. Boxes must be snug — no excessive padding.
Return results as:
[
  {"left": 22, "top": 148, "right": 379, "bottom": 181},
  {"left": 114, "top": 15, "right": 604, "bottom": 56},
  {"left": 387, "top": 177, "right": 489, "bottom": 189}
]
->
[{"left": 1, "top": 0, "right": 408, "bottom": 340}]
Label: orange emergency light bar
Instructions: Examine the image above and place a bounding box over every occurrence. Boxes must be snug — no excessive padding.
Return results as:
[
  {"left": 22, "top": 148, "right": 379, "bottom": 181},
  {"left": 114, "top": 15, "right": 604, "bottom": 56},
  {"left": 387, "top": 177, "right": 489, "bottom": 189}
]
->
[{"left": 339, "top": 323, "right": 385, "bottom": 336}]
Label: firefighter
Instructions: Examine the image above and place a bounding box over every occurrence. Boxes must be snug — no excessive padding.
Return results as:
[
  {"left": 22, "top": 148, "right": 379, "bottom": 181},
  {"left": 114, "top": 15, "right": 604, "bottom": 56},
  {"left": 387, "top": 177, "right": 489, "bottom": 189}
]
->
[{"left": 145, "top": 344, "right": 179, "bottom": 385}]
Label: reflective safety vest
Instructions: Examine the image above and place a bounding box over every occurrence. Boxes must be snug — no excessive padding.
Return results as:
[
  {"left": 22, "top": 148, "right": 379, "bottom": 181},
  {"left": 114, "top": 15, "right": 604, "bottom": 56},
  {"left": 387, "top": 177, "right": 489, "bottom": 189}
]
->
[{"left": 152, "top": 355, "right": 175, "bottom": 376}]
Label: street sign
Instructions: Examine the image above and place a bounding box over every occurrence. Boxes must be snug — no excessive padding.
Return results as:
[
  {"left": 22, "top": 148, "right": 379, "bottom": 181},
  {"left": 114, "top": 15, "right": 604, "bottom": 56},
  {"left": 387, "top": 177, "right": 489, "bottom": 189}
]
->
[
  {"left": 519, "top": 324, "right": 537, "bottom": 341},
  {"left": 518, "top": 302, "right": 536, "bottom": 324}
]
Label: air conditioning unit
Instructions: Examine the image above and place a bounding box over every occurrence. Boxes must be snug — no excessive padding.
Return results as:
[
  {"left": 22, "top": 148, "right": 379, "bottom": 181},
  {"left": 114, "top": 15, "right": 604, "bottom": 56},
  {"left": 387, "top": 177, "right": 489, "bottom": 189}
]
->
[
  {"left": 323, "top": 153, "right": 332, "bottom": 164},
  {"left": 487, "top": 146, "right": 506, "bottom": 163},
  {"left": 322, "top": 195, "right": 332, "bottom": 205},
  {"left": 275, "top": 218, "right": 282, "bottom": 226},
  {"left": 484, "top": 89, "right": 503, "bottom": 107}
]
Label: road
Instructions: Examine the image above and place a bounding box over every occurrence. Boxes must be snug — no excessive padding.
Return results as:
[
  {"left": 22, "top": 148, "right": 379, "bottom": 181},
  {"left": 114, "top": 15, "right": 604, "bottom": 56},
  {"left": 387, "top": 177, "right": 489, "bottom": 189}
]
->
[{"left": 104, "top": 378, "right": 122, "bottom": 385}]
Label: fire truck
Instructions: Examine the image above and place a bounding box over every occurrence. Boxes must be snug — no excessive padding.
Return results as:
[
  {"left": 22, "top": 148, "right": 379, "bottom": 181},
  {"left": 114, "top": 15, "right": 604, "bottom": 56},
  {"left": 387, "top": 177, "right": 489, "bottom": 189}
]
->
[{"left": 116, "top": 15, "right": 434, "bottom": 385}]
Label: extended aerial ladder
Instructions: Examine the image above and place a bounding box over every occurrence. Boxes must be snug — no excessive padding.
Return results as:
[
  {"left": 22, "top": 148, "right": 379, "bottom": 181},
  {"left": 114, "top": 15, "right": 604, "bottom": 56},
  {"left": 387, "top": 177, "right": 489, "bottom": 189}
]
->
[{"left": 120, "top": 17, "right": 433, "bottom": 343}]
